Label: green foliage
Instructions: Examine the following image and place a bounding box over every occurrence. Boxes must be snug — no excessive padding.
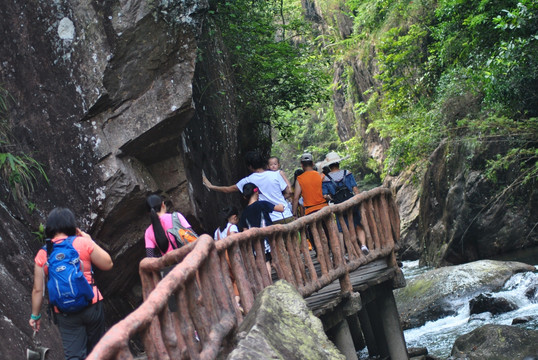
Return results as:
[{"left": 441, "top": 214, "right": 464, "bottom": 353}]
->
[
  {"left": 376, "top": 23, "right": 430, "bottom": 114},
  {"left": 271, "top": 103, "right": 340, "bottom": 177},
  {"left": 0, "top": 153, "right": 48, "bottom": 199},
  {"left": 339, "top": 136, "right": 369, "bottom": 175},
  {"left": 459, "top": 116, "right": 538, "bottom": 185},
  {"left": 213, "top": 0, "right": 330, "bottom": 122},
  {"left": 32, "top": 223, "right": 46, "bottom": 241},
  {"left": 345, "top": 0, "right": 537, "bottom": 182},
  {"left": 275, "top": 0, "right": 536, "bottom": 192},
  {"left": 0, "top": 86, "right": 49, "bottom": 199},
  {"left": 484, "top": 0, "right": 538, "bottom": 115}
]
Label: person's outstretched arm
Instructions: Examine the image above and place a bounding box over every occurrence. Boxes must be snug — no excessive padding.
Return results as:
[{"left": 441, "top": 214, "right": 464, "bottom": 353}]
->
[{"left": 203, "top": 175, "right": 239, "bottom": 193}]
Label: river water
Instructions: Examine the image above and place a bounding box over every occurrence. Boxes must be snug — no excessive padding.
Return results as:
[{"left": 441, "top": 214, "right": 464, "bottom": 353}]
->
[{"left": 400, "top": 249, "right": 538, "bottom": 358}]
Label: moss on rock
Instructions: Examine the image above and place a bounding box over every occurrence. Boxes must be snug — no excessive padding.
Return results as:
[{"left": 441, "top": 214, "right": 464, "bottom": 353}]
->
[{"left": 228, "top": 280, "right": 345, "bottom": 360}]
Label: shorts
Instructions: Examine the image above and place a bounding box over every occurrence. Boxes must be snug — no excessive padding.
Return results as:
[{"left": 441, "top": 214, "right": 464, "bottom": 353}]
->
[{"left": 336, "top": 206, "right": 361, "bottom": 232}]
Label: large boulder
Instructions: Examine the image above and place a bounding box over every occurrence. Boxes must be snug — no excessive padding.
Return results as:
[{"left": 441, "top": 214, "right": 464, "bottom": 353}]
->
[
  {"left": 451, "top": 324, "right": 538, "bottom": 359},
  {"left": 228, "top": 280, "right": 345, "bottom": 360},
  {"left": 395, "top": 260, "right": 535, "bottom": 329}
]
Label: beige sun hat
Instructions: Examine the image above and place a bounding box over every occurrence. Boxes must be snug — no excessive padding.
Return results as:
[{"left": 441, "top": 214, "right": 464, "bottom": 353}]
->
[{"left": 323, "top": 151, "right": 350, "bottom": 167}]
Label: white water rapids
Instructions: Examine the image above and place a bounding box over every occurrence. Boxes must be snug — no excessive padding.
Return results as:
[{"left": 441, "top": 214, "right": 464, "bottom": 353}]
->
[{"left": 401, "top": 260, "right": 538, "bottom": 358}]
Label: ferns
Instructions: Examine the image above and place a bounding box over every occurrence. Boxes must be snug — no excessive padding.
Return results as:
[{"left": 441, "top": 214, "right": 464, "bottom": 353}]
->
[{"left": 0, "top": 86, "right": 48, "bottom": 199}]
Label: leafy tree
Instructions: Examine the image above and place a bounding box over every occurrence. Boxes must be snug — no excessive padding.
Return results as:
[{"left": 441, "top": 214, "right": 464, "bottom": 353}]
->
[{"left": 213, "top": 0, "right": 330, "bottom": 122}]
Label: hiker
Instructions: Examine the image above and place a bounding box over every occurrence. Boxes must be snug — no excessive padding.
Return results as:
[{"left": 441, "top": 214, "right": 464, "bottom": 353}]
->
[
  {"left": 214, "top": 206, "right": 239, "bottom": 240},
  {"left": 291, "top": 153, "right": 327, "bottom": 254},
  {"left": 321, "top": 151, "right": 369, "bottom": 255},
  {"left": 292, "top": 153, "right": 328, "bottom": 217},
  {"left": 238, "top": 183, "right": 285, "bottom": 275},
  {"left": 267, "top": 156, "right": 293, "bottom": 202},
  {"left": 29, "top": 207, "right": 113, "bottom": 360},
  {"left": 145, "top": 194, "right": 195, "bottom": 257},
  {"left": 203, "top": 150, "right": 294, "bottom": 224},
  {"left": 213, "top": 206, "right": 241, "bottom": 311}
]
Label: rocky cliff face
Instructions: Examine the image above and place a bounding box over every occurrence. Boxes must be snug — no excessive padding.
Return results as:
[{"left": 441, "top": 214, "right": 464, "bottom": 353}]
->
[
  {"left": 419, "top": 140, "right": 538, "bottom": 266},
  {"left": 0, "top": 0, "right": 265, "bottom": 358}
]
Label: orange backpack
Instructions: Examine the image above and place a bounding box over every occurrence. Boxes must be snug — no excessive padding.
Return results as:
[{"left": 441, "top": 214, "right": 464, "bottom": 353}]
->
[{"left": 167, "top": 212, "right": 198, "bottom": 248}]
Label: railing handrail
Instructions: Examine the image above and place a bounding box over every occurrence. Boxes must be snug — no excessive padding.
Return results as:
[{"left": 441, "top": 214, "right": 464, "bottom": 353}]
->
[{"left": 88, "top": 186, "right": 401, "bottom": 360}]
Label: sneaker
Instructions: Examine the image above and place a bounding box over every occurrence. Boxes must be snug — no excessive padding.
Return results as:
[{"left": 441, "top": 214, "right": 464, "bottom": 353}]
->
[{"left": 361, "top": 245, "right": 370, "bottom": 255}]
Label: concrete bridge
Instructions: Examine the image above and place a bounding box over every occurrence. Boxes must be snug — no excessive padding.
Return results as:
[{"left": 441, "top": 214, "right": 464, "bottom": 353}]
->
[{"left": 87, "top": 187, "right": 407, "bottom": 360}]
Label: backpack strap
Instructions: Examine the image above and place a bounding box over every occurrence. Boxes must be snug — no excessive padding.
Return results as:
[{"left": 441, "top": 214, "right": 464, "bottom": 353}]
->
[
  {"left": 326, "top": 170, "right": 347, "bottom": 186},
  {"left": 325, "top": 172, "right": 339, "bottom": 188},
  {"left": 168, "top": 212, "right": 181, "bottom": 249}
]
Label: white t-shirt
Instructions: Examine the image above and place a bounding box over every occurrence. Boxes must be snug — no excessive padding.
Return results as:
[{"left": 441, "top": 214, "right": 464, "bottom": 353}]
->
[
  {"left": 214, "top": 223, "right": 239, "bottom": 240},
  {"left": 236, "top": 170, "right": 293, "bottom": 222}
]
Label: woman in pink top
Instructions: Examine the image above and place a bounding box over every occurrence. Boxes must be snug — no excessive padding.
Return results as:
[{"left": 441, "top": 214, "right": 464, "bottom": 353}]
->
[{"left": 145, "top": 194, "right": 193, "bottom": 257}]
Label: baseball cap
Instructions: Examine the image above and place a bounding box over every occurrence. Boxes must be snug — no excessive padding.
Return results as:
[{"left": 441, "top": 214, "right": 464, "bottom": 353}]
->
[{"left": 300, "top": 153, "right": 313, "bottom": 162}]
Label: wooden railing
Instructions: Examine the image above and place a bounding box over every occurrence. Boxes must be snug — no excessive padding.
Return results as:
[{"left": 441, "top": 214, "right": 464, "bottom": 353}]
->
[{"left": 87, "top": 187, "right": 401, "bottom": 360}]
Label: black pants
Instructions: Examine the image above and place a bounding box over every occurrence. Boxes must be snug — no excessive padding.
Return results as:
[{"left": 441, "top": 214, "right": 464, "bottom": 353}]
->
[{"left": 56, "top": 301, "right": 105, "bottom": 360}]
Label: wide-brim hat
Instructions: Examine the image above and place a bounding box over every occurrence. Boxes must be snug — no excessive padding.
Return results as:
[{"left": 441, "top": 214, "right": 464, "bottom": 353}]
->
[{"left": 322, "top": 151, "right": 350, "bottom": 167}]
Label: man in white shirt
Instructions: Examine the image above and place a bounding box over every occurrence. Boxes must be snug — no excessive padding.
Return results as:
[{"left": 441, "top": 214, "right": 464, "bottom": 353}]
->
[{"left": 203, "top": 150, "right": 294, "bottom": 224}]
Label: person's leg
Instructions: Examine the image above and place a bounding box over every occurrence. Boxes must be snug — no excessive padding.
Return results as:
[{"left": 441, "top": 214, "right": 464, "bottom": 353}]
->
[
  {"left": 84, "top": 302, "right": 106, "bottom": 354},
  {"left": 57, "top": 312, "right": 87, "bottom": 360},
  {"left": 356, "top": 225, "right": 369, "bottom": 254},
  {"left": 265, "top": 251, "right": 272, "bottom": 277}
]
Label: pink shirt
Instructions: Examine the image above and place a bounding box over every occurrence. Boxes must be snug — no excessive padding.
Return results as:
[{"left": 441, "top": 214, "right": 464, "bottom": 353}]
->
[{"left": 145, "top": 212, "right": 191, "bottom": 254}]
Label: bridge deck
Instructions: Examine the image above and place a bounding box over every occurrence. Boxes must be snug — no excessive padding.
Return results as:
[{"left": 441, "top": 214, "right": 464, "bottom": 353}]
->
[
  {"left": 272, "top": 253, "right": 395, "bottom": 316},
  {"left": 306, "top": 257, "right": 393, "bottom": 316}
]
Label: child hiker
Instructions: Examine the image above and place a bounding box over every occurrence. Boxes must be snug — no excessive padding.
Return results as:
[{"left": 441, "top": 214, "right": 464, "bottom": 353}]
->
[
  {"left": 213, "top": 206, "right": 239, "bottom": 240},
  {"left": 238, "top": 183, "right": 284, "bottom": 276}
]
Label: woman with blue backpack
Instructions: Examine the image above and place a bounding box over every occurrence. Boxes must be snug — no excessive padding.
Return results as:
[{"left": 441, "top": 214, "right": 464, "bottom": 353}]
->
[{"left": 29, "top": 207, "right": 113, "bottom": 359}]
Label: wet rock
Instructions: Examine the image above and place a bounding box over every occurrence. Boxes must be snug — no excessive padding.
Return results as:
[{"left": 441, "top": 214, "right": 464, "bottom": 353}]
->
[
  {"left": 228, "top": 280, "right": 345, "bottom": 360},
  {"left": 408, "top": 347, "right": 428, "bottom": 357},
  {"left": 451, "top": 324, "right": 538, "bottom": 359},
  {"left": 469, "top": 293, "right": 517, "bottom": 316},
  {"left": 468, "top": 312, "right": 493, "bottom": 322},
  {"left": 512, "top": 316, "right": 535, "bottom": 325},
  {"left": 525, "top": 283, "right": 538, "bottom": 301},
  {"left": 395, "top": 260, "right": 534, "bottom": 329}
]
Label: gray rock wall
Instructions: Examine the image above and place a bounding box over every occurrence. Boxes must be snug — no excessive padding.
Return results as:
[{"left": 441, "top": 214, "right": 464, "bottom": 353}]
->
[
  {"left": 419, "top": 140, "right": 538, "bottom": 266},
  {"left": 0, "top": 0, "right": 267, "bottom": 358}
]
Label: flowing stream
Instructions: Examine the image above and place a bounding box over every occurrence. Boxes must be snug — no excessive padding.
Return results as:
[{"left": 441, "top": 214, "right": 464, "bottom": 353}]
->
[{"left": 400, "top": 250, "right": 538, "bottom": 358}]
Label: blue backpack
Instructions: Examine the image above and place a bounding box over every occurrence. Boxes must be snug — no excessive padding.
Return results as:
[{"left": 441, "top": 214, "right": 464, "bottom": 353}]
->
[{"left": 45, "top": 236, "right": 94, "bottom": 313}]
